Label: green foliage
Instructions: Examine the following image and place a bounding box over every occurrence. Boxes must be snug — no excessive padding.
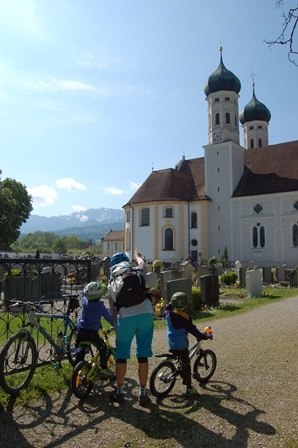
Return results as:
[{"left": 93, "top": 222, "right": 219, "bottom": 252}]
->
[
  {"left": 12, "top": 231, "right": 95, "bottom": 255},
  {"left": 220, "top": 271, "right": 238, "bottom": 285},
  {"left": 208, "top": 256, "right": 217, "bottom": 266},
  {"left": 192, "top": 286, "right": 201, "bottom": 309},
  {"left": 0, "top": 178, "right": 33, "bottom": 246}
]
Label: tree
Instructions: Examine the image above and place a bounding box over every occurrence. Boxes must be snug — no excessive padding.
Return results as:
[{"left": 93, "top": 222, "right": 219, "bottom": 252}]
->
[
  {"left": 266, "top": 1, "right": 298, "bottom": 66},
  {"left": 0, "top": 178, "right": 33, "bottom": 246}
]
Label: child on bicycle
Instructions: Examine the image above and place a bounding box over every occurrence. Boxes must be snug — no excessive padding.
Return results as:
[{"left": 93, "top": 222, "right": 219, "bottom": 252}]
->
[
  {"left": 163, "top": 291, "right": 212, "bottom": 397},
  {"left": 75, "top": 281, "right": 114, "bottom": 376}
]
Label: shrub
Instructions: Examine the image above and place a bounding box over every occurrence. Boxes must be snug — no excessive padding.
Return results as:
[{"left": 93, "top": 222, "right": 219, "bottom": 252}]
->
[
  {"left": 192, "top": 286, "right": 201, "bottom": 309},
  {"left": 220, "top": 271, "right": 238, "bottom": 286}
]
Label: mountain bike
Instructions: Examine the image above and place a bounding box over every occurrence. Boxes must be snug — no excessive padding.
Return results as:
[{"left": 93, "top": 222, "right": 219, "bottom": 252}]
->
[
  {"left": 150, "top": 328, "right": 217, "bottom": 398},
  {"left": 71, "top": 328, "right": 115, "bottom": 399},
  {"left": 0, "top": 295, "right": 82, "bottom": 395}
]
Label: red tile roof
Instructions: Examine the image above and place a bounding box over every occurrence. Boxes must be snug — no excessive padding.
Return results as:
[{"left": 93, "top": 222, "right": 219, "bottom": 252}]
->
[{"left": 125, "top": 140, "right": 298, "bottom": 205}]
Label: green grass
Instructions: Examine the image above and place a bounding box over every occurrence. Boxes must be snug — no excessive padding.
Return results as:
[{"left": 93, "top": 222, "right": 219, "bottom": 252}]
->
[{"left": 0, "top": 287, "right": 297, "bottom": 406}]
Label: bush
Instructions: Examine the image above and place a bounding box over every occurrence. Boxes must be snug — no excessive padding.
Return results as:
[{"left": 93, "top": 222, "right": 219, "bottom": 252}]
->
[
  {"left": 192, "top": 286, "right": 201, "bottom": 309},
  {"left": 220, "top": 271, "right": 238, "bottom": 286}
]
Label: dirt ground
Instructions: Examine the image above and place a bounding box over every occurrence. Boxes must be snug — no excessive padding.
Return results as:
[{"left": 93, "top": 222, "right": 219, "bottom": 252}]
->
[{"left": 0, "top": 295, "right": 297, "bottom": 448}]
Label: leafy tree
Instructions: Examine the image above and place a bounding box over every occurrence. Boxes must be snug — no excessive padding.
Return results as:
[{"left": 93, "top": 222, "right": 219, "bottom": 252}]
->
[
  {"left": 0, "top": 177, "right": 33, "bottom": 246},
  {"left": 266, "top": 1, "right": 298, "bottom": 66}
]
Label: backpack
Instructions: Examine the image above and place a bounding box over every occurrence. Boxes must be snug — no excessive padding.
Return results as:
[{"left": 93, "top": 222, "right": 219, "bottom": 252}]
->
[{"left": 115, "top": 270, "right": 148, "bottom": 310}]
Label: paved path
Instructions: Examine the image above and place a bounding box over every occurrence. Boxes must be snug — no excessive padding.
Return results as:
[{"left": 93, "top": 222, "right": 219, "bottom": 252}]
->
[{"left": 0, "top": 295, "right": 297, "bottom": 448}]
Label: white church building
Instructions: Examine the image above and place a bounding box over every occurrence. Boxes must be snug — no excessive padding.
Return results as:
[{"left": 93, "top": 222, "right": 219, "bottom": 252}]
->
[{"left": 123, "top": 49, "right": 298, "bottom": 268}]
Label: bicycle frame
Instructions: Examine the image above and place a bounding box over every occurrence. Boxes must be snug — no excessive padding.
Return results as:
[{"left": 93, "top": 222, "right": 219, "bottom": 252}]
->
[{"left": 27, "top": 310, "right": 77, "bottom": 358}]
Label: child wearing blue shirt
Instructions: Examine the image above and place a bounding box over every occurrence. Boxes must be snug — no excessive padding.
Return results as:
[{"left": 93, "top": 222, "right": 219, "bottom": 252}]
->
[
  {"left": 75, "top": 281, "right": 114, "bottom": 373},
  {"left": 163, "top": 291, "right": 212, "bottom": 396}
]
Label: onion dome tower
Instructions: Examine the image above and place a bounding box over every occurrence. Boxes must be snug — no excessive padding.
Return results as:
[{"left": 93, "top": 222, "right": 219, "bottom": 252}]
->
[
  {"left": 204, "top": 47, "right": 241, "bottom": 145},
  {"left": 239, "top": 82, "right": 271, "bottom": 149}
]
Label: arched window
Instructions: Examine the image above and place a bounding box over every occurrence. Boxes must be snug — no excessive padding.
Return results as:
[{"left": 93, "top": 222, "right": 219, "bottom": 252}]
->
[
  {"left": 140, "top": 208, "right": 150, "bottom": 226},
  {"left": 164, "top": 228, "right": 173, "bottom": 250},
  {"left": 215, "top": 113, "right": 220, "bottom": 125},
  {"left": 225, "top": 112, "right": 230, "bottom": 124},
  {"left": 191, "top": 212, "right": 197, "bottom": 228},
  {"left": 252, "top": 223, "right": 265, "bottom": 248},
  {"left": 258, "top": 138, "right": 262, "bottom": 147},
  {"left": 293, "top": 224, "right": 298, "bottom": 247},
  {"left": 250, "top": 138, "right": 254, "bottom": 149}
]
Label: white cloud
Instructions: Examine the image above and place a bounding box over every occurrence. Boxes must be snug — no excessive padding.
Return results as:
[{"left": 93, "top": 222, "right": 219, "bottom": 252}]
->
[
  {"left": 104, "top": 187, "right": 124, "bottom": 195},
  {"left": 28, "top": 184, "right": 58, "bottom": 207},
  {"left": 0, "top": 0, "right": 44, "bottom": 40},
  {"left": 130, "top": 181, "right": 141, "bottom": 191},
  {"left": 55, "top": 178, "right": 87, "bottom": 191}
]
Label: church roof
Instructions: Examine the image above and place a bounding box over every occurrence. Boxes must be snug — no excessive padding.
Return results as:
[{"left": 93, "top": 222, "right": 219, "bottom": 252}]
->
[
  {"left": 233, "top": 140, "right": 298, "bottom": 196},
  {"left": 239, "top": 85, "right": 271, "bottom": 124},
  {"left": 204, "top": 49, "right": 241, "bottom": 96},
  {"left": 124, "top": 157, "right": 206, "bottom": 206},
  {"left": 125, "top": 141, "right": 298, "bottom": 206}
]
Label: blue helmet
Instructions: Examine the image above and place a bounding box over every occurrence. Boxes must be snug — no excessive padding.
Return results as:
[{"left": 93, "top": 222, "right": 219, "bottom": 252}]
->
[{"left": 110, "top": 252, "right": 130, "bottom": 267}]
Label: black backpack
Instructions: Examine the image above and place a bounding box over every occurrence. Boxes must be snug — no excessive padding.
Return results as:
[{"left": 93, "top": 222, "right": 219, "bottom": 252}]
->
[{"left": 116, "top": 270, "right": 148, "bottom": 310}]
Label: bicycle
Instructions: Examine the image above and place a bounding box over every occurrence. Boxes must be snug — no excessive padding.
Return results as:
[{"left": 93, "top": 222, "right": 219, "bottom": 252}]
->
[
  {"left": 0, "top": 295, "right": 82, "bottom": 395},
  {"left": 71, "top": 327, "right": 115, "bottom": 399},
  {"left": 150, "top": 328, "right": 217, "bottom": 398}
]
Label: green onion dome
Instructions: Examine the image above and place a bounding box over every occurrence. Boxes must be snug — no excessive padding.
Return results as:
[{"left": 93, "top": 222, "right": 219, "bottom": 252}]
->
[
  {"left": 204, "top": 47, "right": 241, "bottom": 96},
  {"left": 239, "top": 85, "right": 271, "bottom": 124}
]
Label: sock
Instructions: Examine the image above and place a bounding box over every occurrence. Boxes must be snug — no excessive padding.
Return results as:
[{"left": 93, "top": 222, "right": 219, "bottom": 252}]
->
[
  {"left": 116, "top": 386, "right": 124, "bottom": 394},
  {"left": 139, "top": 387, "right": 147, "bottom": 396}
]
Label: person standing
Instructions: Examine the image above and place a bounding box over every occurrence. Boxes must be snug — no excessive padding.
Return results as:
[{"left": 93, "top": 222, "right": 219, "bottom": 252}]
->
[{"left": 108, "top": 252, "right": 154, "bottom": 406}]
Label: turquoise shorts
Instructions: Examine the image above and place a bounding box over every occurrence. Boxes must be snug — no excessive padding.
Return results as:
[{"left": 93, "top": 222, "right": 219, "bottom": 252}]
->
[{"left": 116, "top": 313, "right": 154, "bottom": 360}]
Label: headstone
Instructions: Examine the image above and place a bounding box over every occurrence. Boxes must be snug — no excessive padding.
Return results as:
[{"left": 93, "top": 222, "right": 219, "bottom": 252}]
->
[
  {"left": 246, "top": 269, "right": 262, "bottom": 297},
  {"left": 166, "top": 278, "right": 192, "bottom": 312},
  {"left": 200, "top": 275, "right": 219, "bottom": 306},
  {"left": 276, "top": 266, "right": 285, "bottom": 282},
  {"left": 262, "top": 267, "right": 273, "bottom": 284},
  {"left": 239, "top": 267, "right": 247, "bottom": 288},
  {"left": 145, "top": 271, "right": 158, "bottom": 288},
  {"left": 160, "top": 270, "right": 183, "bottom": 300}
]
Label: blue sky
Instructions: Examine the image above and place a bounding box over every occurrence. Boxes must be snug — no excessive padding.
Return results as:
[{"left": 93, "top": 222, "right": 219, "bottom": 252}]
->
[{"left": 1, "top": 0, "right": 297, "bottom": 217}]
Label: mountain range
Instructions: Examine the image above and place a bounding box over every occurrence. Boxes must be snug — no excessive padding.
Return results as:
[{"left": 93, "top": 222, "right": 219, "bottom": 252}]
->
[{"left": 20, "top": 208, "right": 124, "bottom": 241}]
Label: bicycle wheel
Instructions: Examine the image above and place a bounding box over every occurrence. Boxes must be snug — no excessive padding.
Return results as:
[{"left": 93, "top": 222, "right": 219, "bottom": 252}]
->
[
  {"left": 193, "top": 349, "right": 217, "bottom": 383},
  {"left": 149, "top": 360, "right": 177, "bottom": 398},
  {"left": 0, "top": 331, "right": 37, "bottom": 395},
  {"left": 71, "top": 361, "right": 93, "bottom": 399}
]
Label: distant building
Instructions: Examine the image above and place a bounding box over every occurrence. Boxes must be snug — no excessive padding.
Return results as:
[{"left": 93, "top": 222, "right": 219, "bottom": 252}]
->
[
  {"left": 123, "top": 49, "right": 298, "bottom": 267},
  {"left": 101, "top": 230, "right": 125, "bottom": 257}
]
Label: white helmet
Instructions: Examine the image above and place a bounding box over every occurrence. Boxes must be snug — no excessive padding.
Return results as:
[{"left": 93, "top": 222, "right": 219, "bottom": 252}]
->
[
  {"left": 110, "top": 261, "right": 131, "bottom": 278},
  {"left": 83, "top": 282, "right": 103, "bottom": 300}
]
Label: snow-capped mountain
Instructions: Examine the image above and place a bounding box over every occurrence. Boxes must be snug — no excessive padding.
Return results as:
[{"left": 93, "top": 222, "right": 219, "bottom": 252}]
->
[{"left": 21, "top": 208, "right": 124, "bottom": 234}]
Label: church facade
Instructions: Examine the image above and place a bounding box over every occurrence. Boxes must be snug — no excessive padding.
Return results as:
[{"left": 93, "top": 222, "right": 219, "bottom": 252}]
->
[{"left": 123, "top": 50, "right": 298, "bottom": 267}]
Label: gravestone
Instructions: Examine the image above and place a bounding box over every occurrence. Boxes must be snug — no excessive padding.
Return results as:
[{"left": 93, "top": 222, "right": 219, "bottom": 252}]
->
[
  {"left": 145, "top": 271, "right": 158, "bottom": 289},
  {"left": 166, "top": 278, "right": 193, "bottom": 312},
  {"left": 246, "top": 269, "right": 262, "bottom": 297},
  {"left": 160, "top": 270, "right": 183, "bottom": 300}
]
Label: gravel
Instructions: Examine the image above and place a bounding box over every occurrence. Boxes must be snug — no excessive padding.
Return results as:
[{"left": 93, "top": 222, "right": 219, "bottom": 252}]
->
[{"left": 0, "top": 295, "right": 297, "bottom": 448}]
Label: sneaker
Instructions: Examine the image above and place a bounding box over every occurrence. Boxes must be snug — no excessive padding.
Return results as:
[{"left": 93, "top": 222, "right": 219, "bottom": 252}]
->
[
  {"left": 139, "top": 392, "right": 151, "bottom": 406},
  {"left": 110, "top": 389, "right": 125, "bottom": 403},
  {"left": 185, "top": 386, "right": 199, "bottom": 397}
]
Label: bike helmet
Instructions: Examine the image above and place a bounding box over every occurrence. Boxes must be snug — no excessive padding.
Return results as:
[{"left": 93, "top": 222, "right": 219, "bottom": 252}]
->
[
  {"left": 110, "top": 261, "right": 131, "bottom": 277},
  {"left": 171, "top": 292, "right": 188, "bottom": 311},
  {"left": 110, "top": 252, "right": 130, "bottom": 268},
  {"left": 83, "top": 281, "right": 103, "bottom": 301}
]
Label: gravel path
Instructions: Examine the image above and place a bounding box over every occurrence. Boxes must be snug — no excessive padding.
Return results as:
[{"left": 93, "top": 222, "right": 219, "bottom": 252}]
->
[{"left": 0, "top": 296, "right": 297, "bottom": 448}]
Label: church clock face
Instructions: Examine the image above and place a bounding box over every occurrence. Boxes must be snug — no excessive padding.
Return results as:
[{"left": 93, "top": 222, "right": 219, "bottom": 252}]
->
[{"left": 214, "top": 131, "right": 222, "bottom": 141}]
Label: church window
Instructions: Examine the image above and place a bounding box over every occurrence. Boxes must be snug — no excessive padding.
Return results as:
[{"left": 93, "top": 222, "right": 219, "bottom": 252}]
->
[
  {"left": 254, "top": 204, "right": 263, "bottom": 214},
  {"left": 253, "top": 223, "right": 265, "bottom": 248},
  {"left": 191, "top": 239, "right": 198, "bottom": 246},
  {"left": 225, "top": 97, "right": 230, "bottom": 101},
  {"left": 249, "top": 126, "right": 254, "bottom": 130},
  {"left": 191, "top": 212, "right": 197, "bottom": 228},
  {"left": 225, "top": 112, "right": 231, "bottom": 124},
  {"left": 214, "top": 98, "right": 219, "bottom": 102},
  {"left": 250, "top": 139, "right": 254, "bottom": 149},
  {"left": 164, "top": 207, "right": 173, "bottom": 218},
  {"left": 234, "top": 115, "right": 237, "bottom": 125},
  {"left": 164, "top": 228, "right": 174, "bottom": 250},
  {"left": 258, "top": 138, "right": 262, "bottom": 147},
  {"left": 293, "top": 224, "right": 298, "bottom": 247},
  {"left": 258, "top": 125, "right": 262, "bottom": 129},
  {"left": 293, "top": 201, "right": 298, "bottom": 211},
  {"left": 140, "top": 208, "right": 150, "bottom": 226},
  {"left": 215, "top": 113, "right": 220, "bottom": 125}
]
